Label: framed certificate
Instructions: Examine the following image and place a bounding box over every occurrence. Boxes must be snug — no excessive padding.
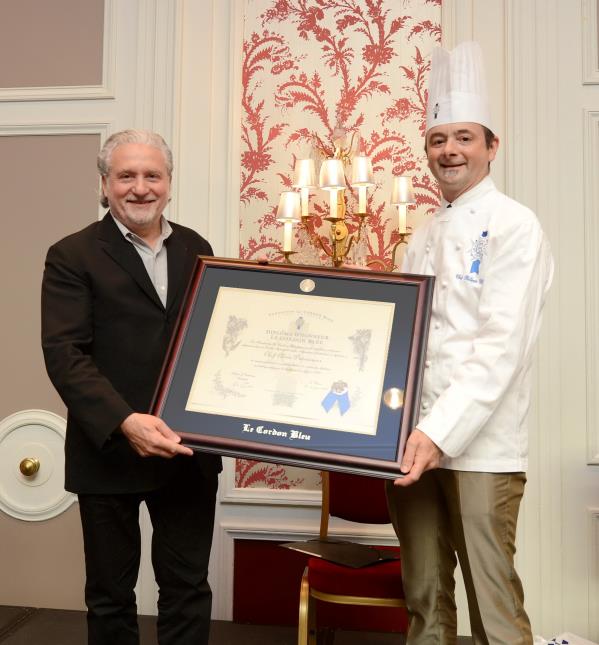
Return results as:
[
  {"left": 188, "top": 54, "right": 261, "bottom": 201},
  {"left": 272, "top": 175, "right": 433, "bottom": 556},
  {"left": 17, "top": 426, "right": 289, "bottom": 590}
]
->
[{"left": 152, "top": 257, "right": 434, "bottom": 478}]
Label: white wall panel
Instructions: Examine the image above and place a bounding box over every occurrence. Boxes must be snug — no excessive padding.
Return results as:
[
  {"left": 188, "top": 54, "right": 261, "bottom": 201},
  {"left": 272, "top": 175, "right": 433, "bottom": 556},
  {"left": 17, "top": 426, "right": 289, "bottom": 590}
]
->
[
  {"left": 584, "top": 110, "right": 599, "bottom": 465},
  {"left": 175, "top": 0, "right": 243, "bottom": 254}
]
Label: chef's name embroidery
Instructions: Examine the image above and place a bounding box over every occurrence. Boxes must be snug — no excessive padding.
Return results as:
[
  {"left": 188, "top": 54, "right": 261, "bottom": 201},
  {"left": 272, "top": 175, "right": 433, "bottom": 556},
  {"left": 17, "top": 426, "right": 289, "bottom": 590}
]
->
[{"left": 455, "top": 230, "right": 488, "bottom": 285}]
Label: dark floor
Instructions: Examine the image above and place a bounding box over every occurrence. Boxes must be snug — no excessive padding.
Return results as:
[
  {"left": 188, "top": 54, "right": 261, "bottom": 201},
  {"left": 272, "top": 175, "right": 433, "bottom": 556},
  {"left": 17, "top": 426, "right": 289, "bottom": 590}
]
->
[{"left": 0, "top": 606, "right": 473, "bottom": 644}]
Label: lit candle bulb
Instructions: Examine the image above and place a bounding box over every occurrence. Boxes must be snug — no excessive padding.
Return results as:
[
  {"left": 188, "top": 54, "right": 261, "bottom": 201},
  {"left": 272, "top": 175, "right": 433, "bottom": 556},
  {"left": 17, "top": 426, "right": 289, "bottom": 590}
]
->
[
  {"left": 390, "top": 176, "right": 415, "bottom": 236},
  {"left": 276, "top": 191, "right": 301, "bottom": 254},
  {"left": 293, "top": 159, "right": 316, "bottom": 218},
  {"left": 397, "top": 204, "right": 407, "bottom": 234},
  {"left": 358, "top": 186, "right": 367, "bottom": 214},
  {"left": 319, "top": 159, "right": 345, "bottom": 220},
  {"left": 283, "top": 220, "right": 293, "bottom": 252},
  {"left": 330, "top": 190, "right": 339, "bottom": 219},
  {"left": 351, "top": 155, "right": 374, "bottom": 214},
  {"left": 300, "top": 186, "right": 310, "bottom": 218}
]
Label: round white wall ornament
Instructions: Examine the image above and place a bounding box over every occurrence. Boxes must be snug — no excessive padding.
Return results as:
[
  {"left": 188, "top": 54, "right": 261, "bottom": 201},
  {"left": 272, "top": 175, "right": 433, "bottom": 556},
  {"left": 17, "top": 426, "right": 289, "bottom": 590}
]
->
[{"left": 0, "top": 409, "right": 75, "bottom": 521}]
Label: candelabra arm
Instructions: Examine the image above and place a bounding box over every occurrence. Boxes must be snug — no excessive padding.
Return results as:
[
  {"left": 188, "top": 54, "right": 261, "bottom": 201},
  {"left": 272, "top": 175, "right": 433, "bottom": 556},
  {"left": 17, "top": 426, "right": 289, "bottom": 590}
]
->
[
  {"left": 366, "top": 258, "right": 388, "bottom": 271},
  {"left": 301, "top": 217, "right": 332, "bottom": 259},
  {"left": 316, "top": 235, "right": 332, "bottom": 259},
  {"left": 353, "top": 212, "right": 368, "bottom": 242},
  {"left": 391, "top": 231, "right": 411, "bottom": 270},
  {"left": 347, "top": 233, "right": 356, "bottom": 255}
]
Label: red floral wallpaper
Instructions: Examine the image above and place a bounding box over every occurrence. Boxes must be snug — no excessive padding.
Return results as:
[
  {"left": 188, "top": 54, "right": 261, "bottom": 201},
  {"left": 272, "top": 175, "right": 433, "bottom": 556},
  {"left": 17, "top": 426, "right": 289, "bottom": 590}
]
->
[{"left": 235, "top": 0, "right": 441, "bottom": 490}]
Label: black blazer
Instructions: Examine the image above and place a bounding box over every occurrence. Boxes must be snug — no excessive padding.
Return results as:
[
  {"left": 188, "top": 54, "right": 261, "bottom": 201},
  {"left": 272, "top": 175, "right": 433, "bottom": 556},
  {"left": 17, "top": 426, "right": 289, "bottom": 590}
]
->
[{"left": 42, "top": 213, "right": 222, "bottom": 494}]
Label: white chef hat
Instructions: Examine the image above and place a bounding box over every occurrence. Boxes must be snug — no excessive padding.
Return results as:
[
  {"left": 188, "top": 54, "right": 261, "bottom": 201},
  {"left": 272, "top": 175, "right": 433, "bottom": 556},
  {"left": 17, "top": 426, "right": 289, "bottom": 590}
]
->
[{"left": 426, "top": 41, "right": 492, "bottom": 132}]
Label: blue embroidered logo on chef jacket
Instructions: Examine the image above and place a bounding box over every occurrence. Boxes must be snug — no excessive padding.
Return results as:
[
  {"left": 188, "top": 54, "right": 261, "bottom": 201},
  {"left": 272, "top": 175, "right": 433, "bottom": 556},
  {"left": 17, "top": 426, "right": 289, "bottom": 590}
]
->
[
  {"left": 455, "top": 231, "right": 488, "bottom": 284},
  {"left": 469, "top": 230, "right": 488, "bottom": 274}
]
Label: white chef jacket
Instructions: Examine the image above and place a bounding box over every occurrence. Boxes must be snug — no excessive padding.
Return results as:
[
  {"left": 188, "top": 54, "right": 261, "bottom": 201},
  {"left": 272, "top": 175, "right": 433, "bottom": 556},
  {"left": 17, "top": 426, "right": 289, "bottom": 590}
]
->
[{"left": 402, "top": 176, "right": 553, "bottom": 472}]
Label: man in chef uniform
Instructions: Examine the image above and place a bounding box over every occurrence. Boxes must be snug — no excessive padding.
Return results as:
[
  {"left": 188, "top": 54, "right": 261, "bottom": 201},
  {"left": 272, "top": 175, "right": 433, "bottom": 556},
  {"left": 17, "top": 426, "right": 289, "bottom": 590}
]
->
[{"left": 386, "top": 42, "right": 553, "bottom": 644}]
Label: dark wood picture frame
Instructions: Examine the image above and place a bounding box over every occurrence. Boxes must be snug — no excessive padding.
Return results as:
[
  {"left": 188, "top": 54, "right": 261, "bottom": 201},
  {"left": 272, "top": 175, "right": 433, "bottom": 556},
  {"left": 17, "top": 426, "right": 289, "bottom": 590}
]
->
[{"left": 152, "top": 257, "right": 434, "bottom": 478}]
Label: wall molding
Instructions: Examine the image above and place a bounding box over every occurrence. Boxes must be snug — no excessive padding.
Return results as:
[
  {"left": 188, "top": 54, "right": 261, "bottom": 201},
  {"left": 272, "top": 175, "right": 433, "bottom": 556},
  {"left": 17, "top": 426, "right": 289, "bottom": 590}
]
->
[
  {"left": 440, "top": 0, "right": 474, "bottom": 48},
  {"left": 0, "top": 122, "right": 111, "bottom": 137},
  {"left": 505, "top": 0, "right": 565, "bottom": 637},
  {"left": 0, "top": 122, "right": 111, "bottom": 221},
  {"left": 174, "top": 0, "right": 243, "bottom": 252},
  {"left": 223, "top": 0, "right": 245, "bottom": 259},
  {"left": 584, "top": 109, "right": 599, "bottom": 464},
  {"left": 219, "top": 459, "right": 321, "bottom": 506},
  {"left": 134, "top": 0, "right": 178, "bottom": 134},
  {"left": 0, "top": 0, "right": 116, "bottom": 102},
  {"left": 582, "top": 0, "right": 599, "bottom": 83},
  {"left": 589, "top": 508, "right": 599, "bottom": 638},
  {"left": 212, "top": 518, "right": 397, "bottom": 620}
]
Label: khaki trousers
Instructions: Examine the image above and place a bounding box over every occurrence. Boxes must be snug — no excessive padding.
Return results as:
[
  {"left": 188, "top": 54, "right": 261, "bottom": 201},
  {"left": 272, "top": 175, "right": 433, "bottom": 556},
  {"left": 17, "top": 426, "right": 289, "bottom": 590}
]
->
[{"left": 386, "top": 470, "right": 532, "bottom": 645}]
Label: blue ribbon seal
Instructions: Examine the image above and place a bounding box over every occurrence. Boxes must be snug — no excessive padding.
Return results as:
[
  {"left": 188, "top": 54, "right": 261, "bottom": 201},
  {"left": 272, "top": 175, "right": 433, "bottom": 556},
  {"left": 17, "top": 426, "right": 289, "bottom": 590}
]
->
[{"left": 321, "top": 381, "right": 351, "bottom": 415}]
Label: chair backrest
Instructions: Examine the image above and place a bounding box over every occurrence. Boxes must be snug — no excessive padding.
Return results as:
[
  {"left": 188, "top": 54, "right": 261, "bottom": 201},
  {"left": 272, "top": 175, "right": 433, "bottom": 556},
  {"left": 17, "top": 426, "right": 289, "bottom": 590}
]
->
[{"left": 320, "top": 471, "right": 391, "bottom": 538}]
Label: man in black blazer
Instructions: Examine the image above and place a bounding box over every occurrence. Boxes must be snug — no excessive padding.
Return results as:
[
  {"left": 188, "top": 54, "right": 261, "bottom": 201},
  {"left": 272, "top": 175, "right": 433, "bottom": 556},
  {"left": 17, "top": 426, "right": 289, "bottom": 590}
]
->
[{"left": 42, "top": 129, "right": 222, "bottom": 645}]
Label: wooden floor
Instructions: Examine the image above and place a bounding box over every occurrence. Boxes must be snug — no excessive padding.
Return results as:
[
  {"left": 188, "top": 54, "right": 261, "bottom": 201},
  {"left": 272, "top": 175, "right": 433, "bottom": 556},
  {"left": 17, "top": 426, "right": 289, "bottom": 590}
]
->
[{"left": 0, "top": 606, "right": 473, "bottom": 644}]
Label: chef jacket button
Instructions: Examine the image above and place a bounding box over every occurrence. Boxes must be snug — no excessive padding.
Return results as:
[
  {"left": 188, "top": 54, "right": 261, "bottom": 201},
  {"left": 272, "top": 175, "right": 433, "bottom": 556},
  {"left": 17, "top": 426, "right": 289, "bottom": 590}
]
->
[
  {"left": 425, "top": 245, "right": 431, "bottom": 252},
  {"left": 455, "top": 244, "right": 461, "bottom": 251},
  {"left": 470, "top": 209, "right": 475, "bottom": 214},
  {"left": 441, "top": 281, "right": 448, "bottom": 289},
  {"left": 425, "top": 360, "right": 431, "bottom": 368},
  {"left": 422, "top": 401, "right": 429, "bottom": 409},
  {"left": 434, "top": 322, "right": 441, "bottom": 330}
]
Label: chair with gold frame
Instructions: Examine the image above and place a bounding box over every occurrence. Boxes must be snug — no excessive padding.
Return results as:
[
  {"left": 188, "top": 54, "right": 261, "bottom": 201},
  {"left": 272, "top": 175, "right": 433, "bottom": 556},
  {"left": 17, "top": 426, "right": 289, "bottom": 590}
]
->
[{"left": 297, "top": 470, "right": 407, "bottom": 644}]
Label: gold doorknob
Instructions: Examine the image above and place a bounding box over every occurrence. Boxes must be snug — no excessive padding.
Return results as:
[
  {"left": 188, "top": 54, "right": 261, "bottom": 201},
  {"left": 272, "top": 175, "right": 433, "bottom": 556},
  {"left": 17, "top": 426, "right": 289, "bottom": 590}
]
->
[{"left": 19, "top": 457, "right": 40, "bottom": 476}]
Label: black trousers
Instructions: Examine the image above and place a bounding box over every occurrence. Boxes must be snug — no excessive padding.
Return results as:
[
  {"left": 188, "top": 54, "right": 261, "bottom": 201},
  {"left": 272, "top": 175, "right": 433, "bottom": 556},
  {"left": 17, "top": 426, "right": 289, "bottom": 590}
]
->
[{"left": 78, "top": 469, "right": 218, "bottom": 645}]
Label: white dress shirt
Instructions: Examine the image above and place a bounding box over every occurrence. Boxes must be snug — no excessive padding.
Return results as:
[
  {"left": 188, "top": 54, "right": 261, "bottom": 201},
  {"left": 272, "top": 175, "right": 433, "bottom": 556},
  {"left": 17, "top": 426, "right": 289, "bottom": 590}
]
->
[{"left": 112, "top": 215, "right": 172, "bottom": 307}]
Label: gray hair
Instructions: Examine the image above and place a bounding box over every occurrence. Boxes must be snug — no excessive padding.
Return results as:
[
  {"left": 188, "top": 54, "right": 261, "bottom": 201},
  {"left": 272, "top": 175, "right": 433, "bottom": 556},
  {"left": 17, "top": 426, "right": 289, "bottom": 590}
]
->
[{"left": 98, "top": 129, "right": 173, "bottom": 208}]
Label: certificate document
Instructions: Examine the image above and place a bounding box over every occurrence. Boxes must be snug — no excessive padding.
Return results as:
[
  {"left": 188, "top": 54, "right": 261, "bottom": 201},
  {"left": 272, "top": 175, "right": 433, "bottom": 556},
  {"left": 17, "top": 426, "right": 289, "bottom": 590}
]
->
[{"left": 185, "top": 287, "right": 395, "bottom": 435}]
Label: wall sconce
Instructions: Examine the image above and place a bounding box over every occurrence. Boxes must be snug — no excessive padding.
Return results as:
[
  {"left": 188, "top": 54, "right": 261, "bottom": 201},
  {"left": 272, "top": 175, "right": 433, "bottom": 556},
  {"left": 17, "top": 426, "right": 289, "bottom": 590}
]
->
[{"left": 278, "top": 129, "right": 415, "bottom": 270}]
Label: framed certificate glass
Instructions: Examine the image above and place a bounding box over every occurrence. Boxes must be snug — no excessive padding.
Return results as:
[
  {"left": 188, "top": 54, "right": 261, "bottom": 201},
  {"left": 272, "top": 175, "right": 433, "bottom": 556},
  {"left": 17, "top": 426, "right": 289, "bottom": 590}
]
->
[{"left": 152, "top": 258, "right": 434, "bottom": 478}]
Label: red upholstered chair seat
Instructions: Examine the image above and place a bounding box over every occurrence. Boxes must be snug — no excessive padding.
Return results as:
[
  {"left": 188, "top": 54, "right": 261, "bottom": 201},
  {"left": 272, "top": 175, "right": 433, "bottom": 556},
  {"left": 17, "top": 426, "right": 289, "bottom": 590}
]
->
[{"left": 307, "top": 546, "right": 402, "bottom": 598}]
